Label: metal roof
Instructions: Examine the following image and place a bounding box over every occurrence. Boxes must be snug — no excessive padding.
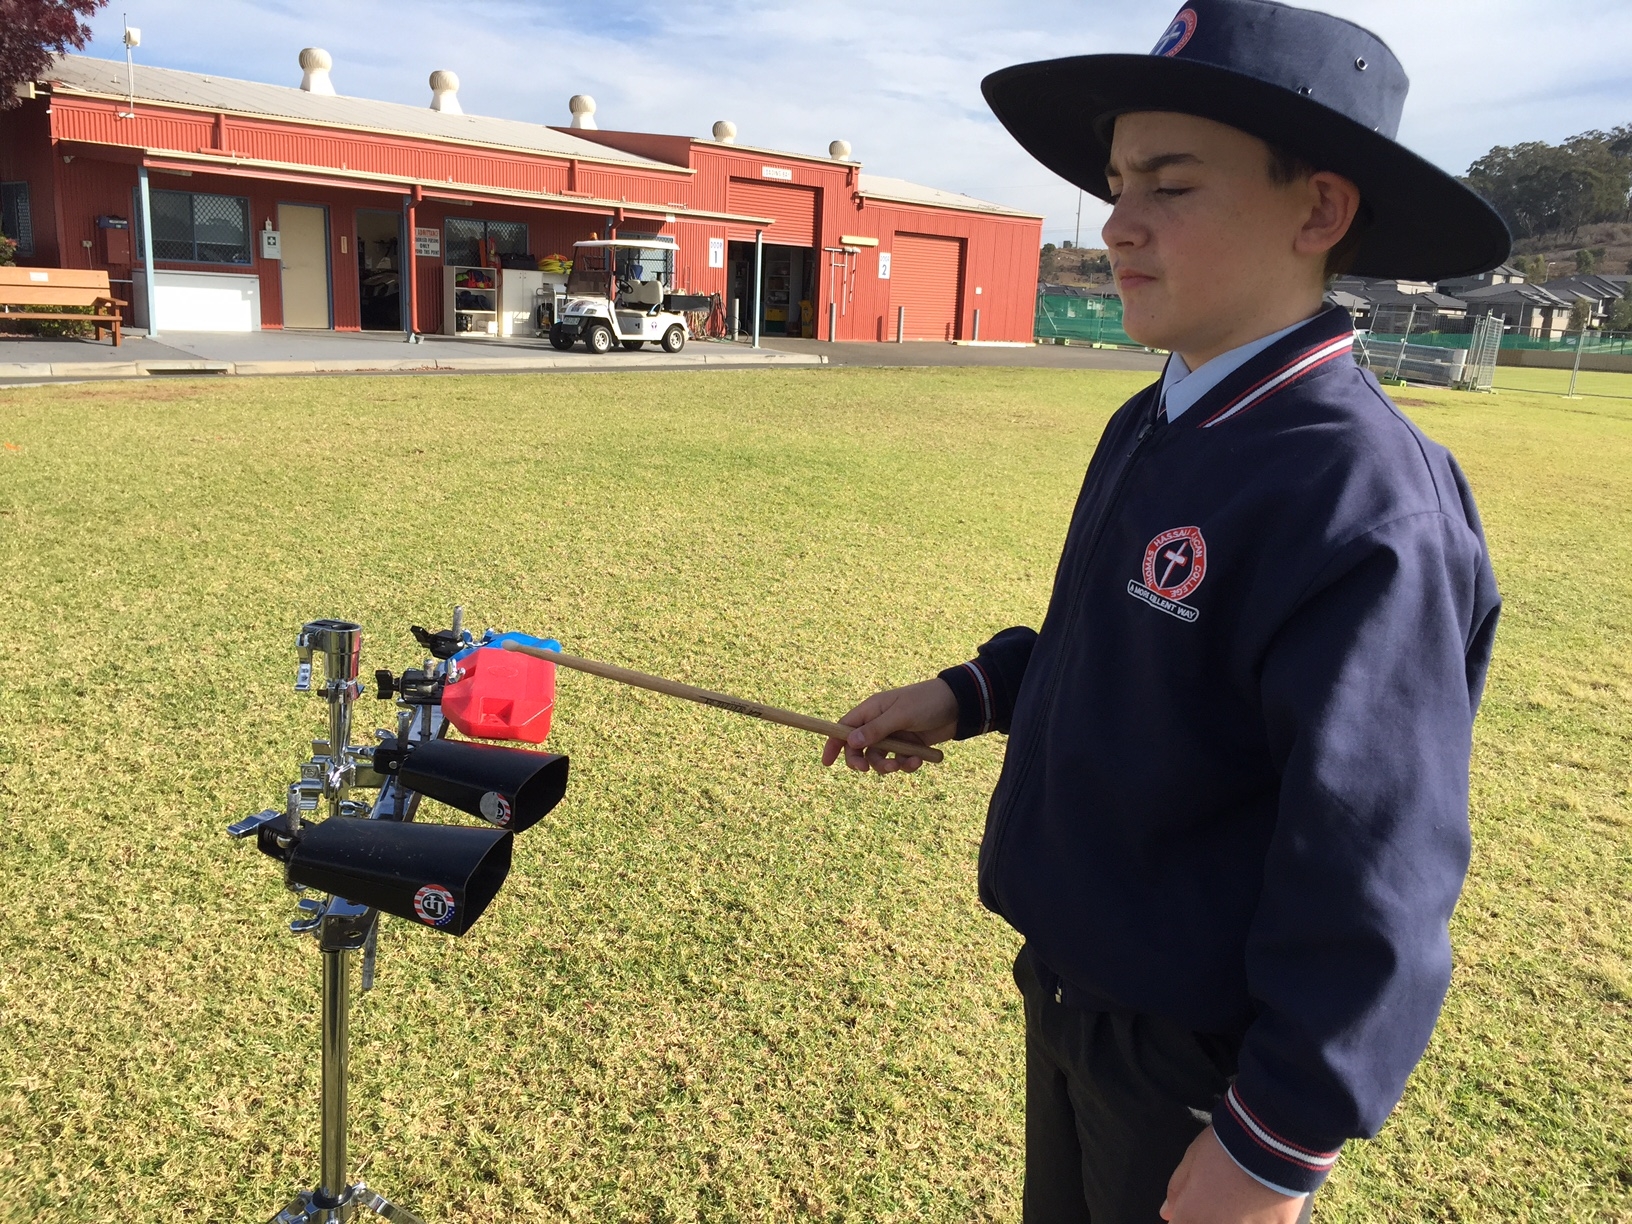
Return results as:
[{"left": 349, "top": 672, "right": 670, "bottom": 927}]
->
[
  {"left": 43, "top": 55, "right": 686, "bottom": 174},
  {"left": 856, "top": 173, "right": 1041, "bottom": 219},
  {"left": 642, "top": 134, "right": 1040, "bottom": 219}
]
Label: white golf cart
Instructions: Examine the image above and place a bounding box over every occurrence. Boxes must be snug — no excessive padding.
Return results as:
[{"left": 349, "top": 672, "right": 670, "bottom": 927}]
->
[{"left": 550, "top": 237, "right": 704, "bottom": 354}]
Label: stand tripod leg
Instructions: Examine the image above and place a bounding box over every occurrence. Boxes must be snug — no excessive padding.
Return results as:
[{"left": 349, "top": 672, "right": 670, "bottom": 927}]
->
[
  {"left": 356, "top": 1184, "right": 427, "bottom": 1223},
  {"left": 321, "top": 946, "right": 351, "bottom": 1201}
]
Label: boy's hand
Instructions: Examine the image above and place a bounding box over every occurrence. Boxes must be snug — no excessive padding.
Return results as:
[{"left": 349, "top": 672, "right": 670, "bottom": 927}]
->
[
  {"left": 820, "top": 679, "right": 959, "bottom": 774},
  {"left": 1161, "top": 1128, "right": 1308, "bottom": 1224}
]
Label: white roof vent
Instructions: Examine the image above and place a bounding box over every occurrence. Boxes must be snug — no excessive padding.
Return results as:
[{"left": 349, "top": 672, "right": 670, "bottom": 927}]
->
[
  {"left": 712, "top": 120, "right": 737, "bottom": 144},
  {"left": 568, "top": 95, "right": 597, "bottom": 130},
  {"left": 298, "top": 47, "right": 335, "bottom": 95},
  {"left": 829, "top": 139, "right": 852, "bottom": 161},
  {"left": 429, "top": 69, "right": 461, "bottom": 113}
]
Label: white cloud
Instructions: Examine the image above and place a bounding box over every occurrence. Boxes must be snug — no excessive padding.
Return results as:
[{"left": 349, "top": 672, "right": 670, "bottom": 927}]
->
[{"left": 82, "top": 1, "right": 1629, "bottom": 250}]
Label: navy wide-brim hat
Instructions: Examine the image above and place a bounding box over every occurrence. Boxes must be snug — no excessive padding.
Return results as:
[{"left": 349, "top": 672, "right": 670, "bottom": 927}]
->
[{"left": 983, "top": 0, "right": 1510, "bottom": 281}]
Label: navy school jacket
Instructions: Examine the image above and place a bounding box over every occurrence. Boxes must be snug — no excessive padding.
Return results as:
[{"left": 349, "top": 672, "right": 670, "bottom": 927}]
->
[{"left": 939, "top": 306, "right": 1500, "bottom": 1195}]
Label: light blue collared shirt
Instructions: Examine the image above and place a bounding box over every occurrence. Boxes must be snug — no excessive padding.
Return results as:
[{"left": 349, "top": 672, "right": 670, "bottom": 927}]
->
[{"left": 1159, "top": 317, "right": 1312, "bottom": 423}]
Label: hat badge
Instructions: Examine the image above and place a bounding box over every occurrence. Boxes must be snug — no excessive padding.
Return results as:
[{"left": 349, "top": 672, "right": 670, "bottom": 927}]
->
[{"left": 1151, "top": 8, "right": 1199, "bottom": 57}]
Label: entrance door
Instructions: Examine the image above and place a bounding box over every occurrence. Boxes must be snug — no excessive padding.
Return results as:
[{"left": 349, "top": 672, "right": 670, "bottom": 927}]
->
[
  {"left": 355, "top": 208, "right": 402, "bottom": 331},
  {"left": 278, "top": 203, "right": 331, "bottom": 329},
  {"left": 726, "top": 242, "right": 814, "bottom": 337},
  {"left": 890, "top": 233, "right": 963, "bottom": 341}
]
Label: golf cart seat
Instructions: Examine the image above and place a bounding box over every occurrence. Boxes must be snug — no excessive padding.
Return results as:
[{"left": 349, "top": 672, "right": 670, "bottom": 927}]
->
[{"left": 629, "top": 279, "right": 664, "bottom": 308}]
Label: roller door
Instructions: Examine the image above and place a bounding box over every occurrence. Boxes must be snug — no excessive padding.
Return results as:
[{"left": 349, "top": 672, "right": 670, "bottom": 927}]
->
[
  {"left": 726, "top": 179, "right": 818, "bottom": 247},
  {"left": 889, "top": 233, "right": 963, "bottom": 341}
]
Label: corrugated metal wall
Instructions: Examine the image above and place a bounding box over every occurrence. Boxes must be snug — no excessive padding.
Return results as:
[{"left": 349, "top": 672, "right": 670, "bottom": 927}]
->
[
  {"left": 725, "top": 179, "right": 818, "bottom": 246},
  {"left": 10, "top": 93, "right": 1045, "bottom": 341},
  {"left": 0, "top": 102, "right": 61, "bottom": 263}
]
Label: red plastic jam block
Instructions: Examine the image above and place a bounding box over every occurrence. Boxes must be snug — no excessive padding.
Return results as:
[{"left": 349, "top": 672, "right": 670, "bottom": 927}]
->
[{"left": 441, "top": 647, "right": 555, "bottom": 743}]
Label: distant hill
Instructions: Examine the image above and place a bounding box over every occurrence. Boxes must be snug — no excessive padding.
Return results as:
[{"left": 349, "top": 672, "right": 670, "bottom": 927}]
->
[
  {"left": 1510, "top": 222, "right": 1632, "bottom": 280},
  {"left": 1039, "top": 245, "right": 1113, "bottom": 287}
]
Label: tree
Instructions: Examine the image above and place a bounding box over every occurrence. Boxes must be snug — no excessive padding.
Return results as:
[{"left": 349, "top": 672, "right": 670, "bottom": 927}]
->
[
  {"left": 1567, "top": 298, "right": 1593, "bottom": 333},
  {"left": 1576, "top": 248, "right": 1599, "bottom": 274},
  {"left": 1516, "top": 254, "right": 1549, "bottom": 283},
  {"left": 1464, "top": 129, "right": 1632, "bottom": 239},
  {"left": 1608, "top": 295, "right": 1632, "bottom": 334},
  {"left": 1039, "top": 243, "right": 1059, "bottom": 281},
  {"left": 0, "top": 0, "right": 106, "bottom": 109}
]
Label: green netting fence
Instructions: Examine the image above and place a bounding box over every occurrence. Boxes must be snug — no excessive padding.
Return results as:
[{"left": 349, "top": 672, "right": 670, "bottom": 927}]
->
[
  {"left": 1362, "top": 329, "right": 1632, "bottom": 356},
  {"left": 1035, "top": 293, "right": 1140, "bottom": 346}
]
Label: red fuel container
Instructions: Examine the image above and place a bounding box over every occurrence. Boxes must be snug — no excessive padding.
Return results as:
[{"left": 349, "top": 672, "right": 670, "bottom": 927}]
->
[{"left": 441, "top": 646, "right": 556, "bottom": 744}]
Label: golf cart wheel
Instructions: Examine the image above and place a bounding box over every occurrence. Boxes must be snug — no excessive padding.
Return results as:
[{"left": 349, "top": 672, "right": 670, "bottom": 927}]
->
[
  {"left": 621, "top": 339, "right": 645, "bottom": 351},
  {"left": 661, "top": 325, "right": 686, "bottom": 354},
  {"left": 549, "top": 326, "right": 573, "bottom": 351},
  {"left": 584, "top": 323, "right": 613, "bottom": 354}
]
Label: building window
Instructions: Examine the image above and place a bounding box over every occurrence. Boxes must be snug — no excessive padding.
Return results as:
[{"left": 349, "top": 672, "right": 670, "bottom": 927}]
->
[
  {"left": 135, "top": 188, "right": 252, "bottom": 264},
  {"left": 443, "top": 217, "right": 528, "bottom": 267},
  {"left": 1, "top": 182, "right": 34, "bottom": 256}
]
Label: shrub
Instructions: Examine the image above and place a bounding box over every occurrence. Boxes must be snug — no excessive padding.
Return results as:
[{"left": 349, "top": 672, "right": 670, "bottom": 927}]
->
[{"left": 0, "top": 303, "right": 95, "bottom": 339}]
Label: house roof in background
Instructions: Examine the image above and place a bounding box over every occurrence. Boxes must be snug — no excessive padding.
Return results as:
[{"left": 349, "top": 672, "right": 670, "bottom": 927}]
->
[
  {"left": 1458, "top": 283, "right": 1571, "bottom": 306},
  {"left": 1541, "top": 275, "right": 1626, "bottom": 301},
  {"left": 41, "top": 55, "right": 684, "bottom": 173},
  {"left": 1325, "top": 289, "right": 1370, "bottom": 312}
]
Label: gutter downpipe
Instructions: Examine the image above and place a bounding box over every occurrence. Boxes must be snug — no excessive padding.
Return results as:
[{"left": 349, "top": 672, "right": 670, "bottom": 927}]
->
[
  {"left": 404, "top": 186, "right": 421, "bottom": 343},
  {"left": 752, "top": 229, "right": 763, "bottom": 349},
  {"left": 137, "top": 164, "right": 159, "bottom": 339}
]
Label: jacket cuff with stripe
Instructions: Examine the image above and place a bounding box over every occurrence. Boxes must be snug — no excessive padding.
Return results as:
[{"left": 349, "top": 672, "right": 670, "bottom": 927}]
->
[
  {"left": 937, "top": 626, "right": 1038, "bottom": 739},
  {"left": 1212, "top": 1083, "right": 1343, "bottom": 1197}
]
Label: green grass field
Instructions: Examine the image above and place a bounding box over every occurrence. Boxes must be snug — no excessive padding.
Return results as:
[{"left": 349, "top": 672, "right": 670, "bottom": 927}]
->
[
  {"left": 0, "top": 367, "right": 1627, "bottom": 1223},
  {"left": 1493, "top": 365, "right": 1632, "bottom": 400}
]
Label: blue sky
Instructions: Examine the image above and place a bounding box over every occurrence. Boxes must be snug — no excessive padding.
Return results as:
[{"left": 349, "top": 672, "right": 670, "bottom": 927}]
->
[{"left": 78, "top": 1, "right": 1632, "bottom": 247}]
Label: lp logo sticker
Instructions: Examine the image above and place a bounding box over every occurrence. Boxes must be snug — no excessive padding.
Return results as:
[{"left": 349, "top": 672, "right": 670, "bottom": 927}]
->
[{"left": 413, "top": 884, "right": 456, "bottom": 927}]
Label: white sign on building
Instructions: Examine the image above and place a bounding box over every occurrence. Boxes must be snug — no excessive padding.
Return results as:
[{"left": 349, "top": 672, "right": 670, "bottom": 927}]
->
[
  {"left": 878, "top": 251, "right": 891, "bottom": 280},
  {"left": 761, "top": 165, "right": 794, "bottom": 181},
  {"left": 415, "top": 227, "right": 441, "bottom": 258},
  {"left": 708, "top": 237, "right": 725, "bottom": 268}
]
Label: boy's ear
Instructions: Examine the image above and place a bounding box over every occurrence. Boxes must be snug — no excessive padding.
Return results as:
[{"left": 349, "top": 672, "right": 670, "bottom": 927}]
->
[{"left": 1297, "top": 172, "right": 1363, "bottom": 268}]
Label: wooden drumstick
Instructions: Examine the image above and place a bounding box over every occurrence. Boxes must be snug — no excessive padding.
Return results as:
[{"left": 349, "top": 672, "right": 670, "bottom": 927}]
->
[{"left": 500, "top": 641, "right": 945, "bottom": 764}]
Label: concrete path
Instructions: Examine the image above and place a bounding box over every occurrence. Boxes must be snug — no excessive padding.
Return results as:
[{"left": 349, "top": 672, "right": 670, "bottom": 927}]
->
[
  {"left": 760, "top": 337, "right": 1166, "bottom": 372},
  {"left": 0, "top": 328, "right": 1164, "bottom": 385},
  {"left": 0, "top": 329, "right": 823, "bottom": 383}
]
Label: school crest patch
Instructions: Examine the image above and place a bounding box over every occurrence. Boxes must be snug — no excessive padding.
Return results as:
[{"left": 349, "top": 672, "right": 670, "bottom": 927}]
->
[
  {"left": 1127, "top": 526, "right": 1206, "bottom": 622},
  {"left": 1152, "top": 8, "right": 1199, "bottom": 57}
]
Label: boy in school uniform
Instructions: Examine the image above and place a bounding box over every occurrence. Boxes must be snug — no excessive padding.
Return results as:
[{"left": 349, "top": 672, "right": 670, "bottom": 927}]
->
[{"left": 822, "top": 2, "right": 1508, "bottom": 1221}]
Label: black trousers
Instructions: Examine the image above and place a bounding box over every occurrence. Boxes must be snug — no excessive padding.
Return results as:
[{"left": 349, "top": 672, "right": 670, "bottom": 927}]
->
[{"left": 1015, "top": 947, "right": 1314, "bottom": 1224}]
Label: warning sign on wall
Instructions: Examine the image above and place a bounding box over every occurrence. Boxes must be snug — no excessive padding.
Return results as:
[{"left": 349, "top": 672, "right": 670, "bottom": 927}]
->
[{"left": 415, "top": 227, "right": 441, "bottom": 258}]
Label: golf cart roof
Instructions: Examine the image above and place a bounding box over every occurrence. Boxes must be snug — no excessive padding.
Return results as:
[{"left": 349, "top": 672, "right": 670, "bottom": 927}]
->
[{"left": 573, "top": 237, "right": 680, "bottom": 251}]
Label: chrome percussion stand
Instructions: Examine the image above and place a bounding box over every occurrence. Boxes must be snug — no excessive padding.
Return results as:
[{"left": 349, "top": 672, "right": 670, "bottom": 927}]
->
[{"left": 230, "top": 615, "right": 459, "bottom": 1224}]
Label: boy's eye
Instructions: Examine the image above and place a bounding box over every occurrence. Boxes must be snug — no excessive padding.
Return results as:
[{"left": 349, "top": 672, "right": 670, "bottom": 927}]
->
[{"left": 1155, "top": 187, "right": 1192, "bottom": 197}]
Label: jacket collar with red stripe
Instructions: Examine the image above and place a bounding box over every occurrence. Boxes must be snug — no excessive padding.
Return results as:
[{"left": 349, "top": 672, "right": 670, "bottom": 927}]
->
[{"left": 1182, "top": 305, "right": 1357, "bottom": 430}]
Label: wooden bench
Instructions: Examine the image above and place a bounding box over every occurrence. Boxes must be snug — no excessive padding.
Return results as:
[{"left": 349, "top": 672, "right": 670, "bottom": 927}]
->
[{"left": 0, "top": 266, "right": 127, "bottom": 345}]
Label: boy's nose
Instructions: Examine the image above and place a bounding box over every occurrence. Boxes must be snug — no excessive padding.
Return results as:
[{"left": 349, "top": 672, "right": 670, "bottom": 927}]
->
[{"left": 1101, "top": 200, "right": 1146, "bottom": 251}]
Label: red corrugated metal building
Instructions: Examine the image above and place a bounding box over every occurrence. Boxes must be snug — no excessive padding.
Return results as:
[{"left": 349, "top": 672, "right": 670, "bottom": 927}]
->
[{"left": 0, "top": 53, "right": 1042, "bottom": 343}]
